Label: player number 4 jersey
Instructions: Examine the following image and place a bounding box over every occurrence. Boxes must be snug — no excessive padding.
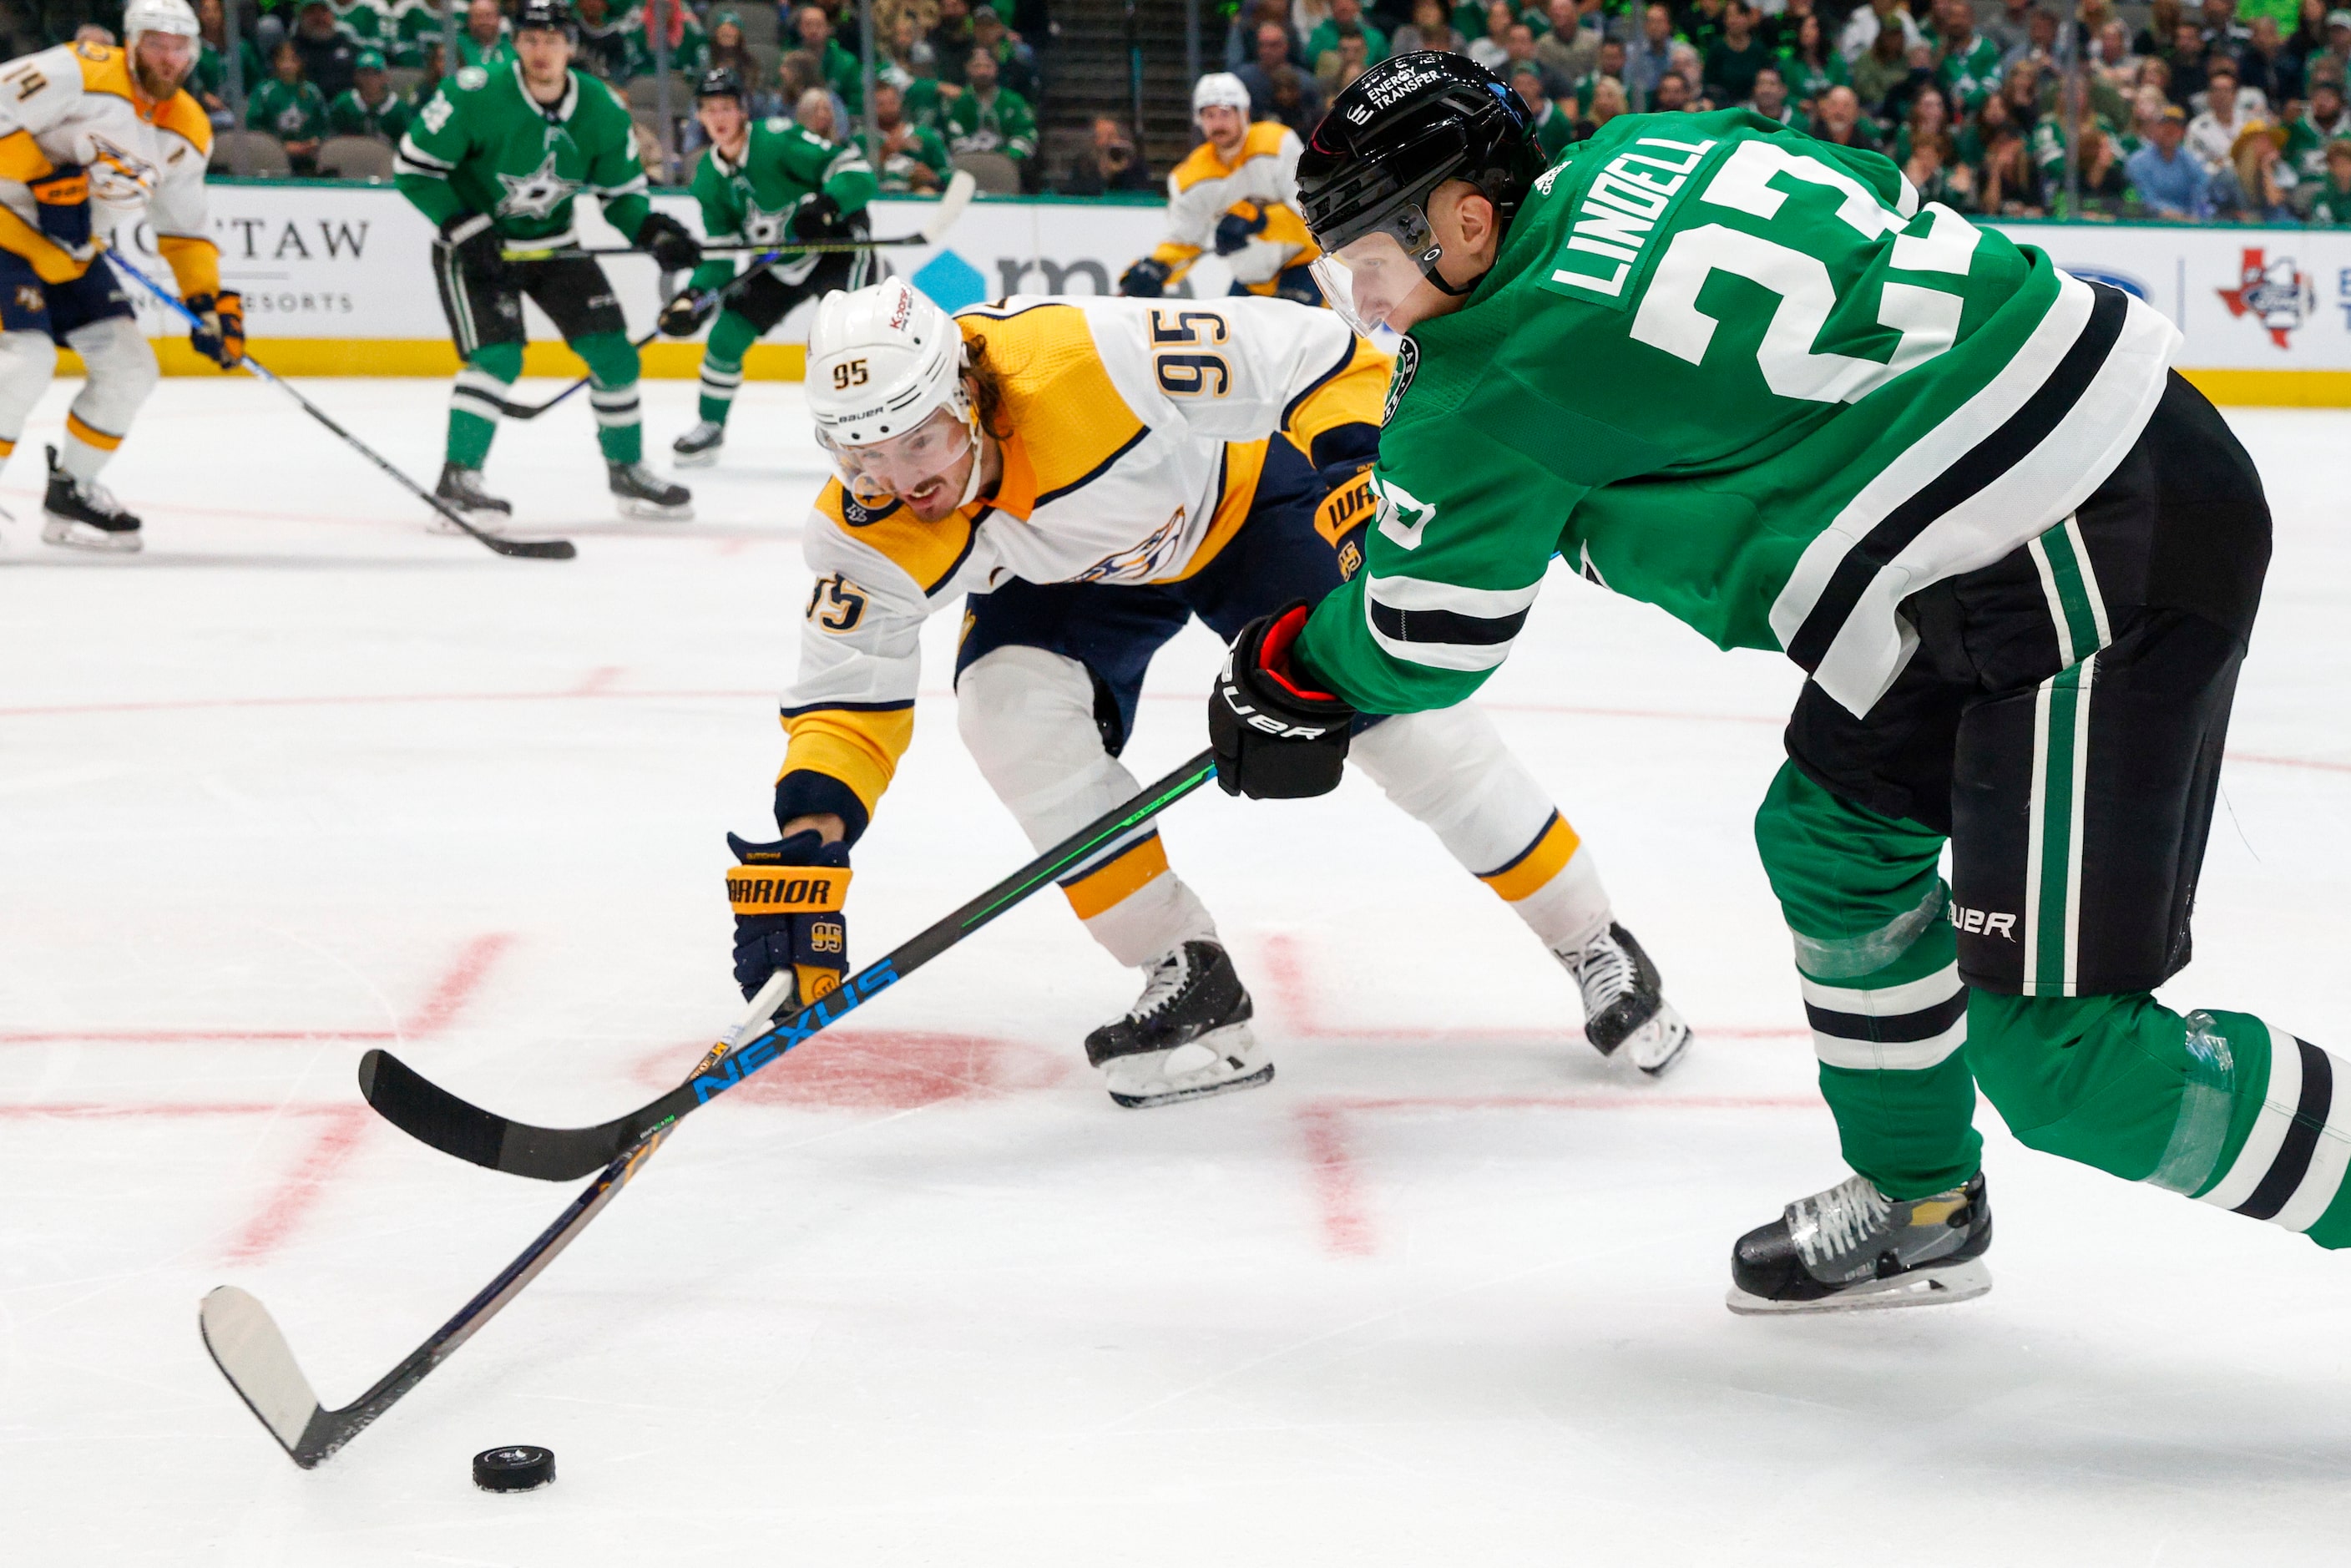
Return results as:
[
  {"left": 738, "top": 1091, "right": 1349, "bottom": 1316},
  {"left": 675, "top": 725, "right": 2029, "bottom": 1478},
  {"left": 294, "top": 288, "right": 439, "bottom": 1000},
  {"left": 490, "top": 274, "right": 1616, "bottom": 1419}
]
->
[{"left": 1297, "top": 109, "right": 2180, "bottom": 721}]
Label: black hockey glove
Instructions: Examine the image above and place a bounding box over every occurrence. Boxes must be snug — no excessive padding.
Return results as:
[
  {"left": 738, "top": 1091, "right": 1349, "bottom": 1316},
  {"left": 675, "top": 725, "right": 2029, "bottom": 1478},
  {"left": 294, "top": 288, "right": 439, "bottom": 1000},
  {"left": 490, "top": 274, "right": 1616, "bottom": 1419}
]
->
[
  {"left": 788, "top": 192, "right": 857, "bottom": 241},
  {"left": 726, "top": 828, "right": 852, "bottom": 1005},
  {"left": 635, "top": 210, "right": 704, "bottom": 274},
  {"left": 186, "top": 291, "right": 246, "bottom": 368},
  {"left": 1213, "top": 200, "right": 1269, "bottom": 256},
  {"left": 436, "top": 211, "right": 507, "bottom": 285},
  {"left": 1119, "top": 257, "right": 1170, "bottom": 297},
  {"left": 1209, "top": 601, "right": 1355, "bottom": 800},
  {"left": 658, "top": 288, "right": 719, "bottom": 337}
]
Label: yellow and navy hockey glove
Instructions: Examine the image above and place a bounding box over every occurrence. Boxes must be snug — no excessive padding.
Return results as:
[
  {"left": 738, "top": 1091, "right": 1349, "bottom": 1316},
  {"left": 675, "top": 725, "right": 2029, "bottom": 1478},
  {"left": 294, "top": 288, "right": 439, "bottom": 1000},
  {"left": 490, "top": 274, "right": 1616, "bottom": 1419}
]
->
[
  {"left": 726, "top": 829, "right": 852, "bottom": 1005},
  {"left": 187, "top": 291, "right": 245, "bottom": 369}
]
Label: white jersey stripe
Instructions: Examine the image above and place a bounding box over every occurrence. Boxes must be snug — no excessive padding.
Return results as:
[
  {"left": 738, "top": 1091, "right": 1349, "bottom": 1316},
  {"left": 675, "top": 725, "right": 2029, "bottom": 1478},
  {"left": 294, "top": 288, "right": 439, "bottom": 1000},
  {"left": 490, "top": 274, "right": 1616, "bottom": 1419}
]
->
[
  {"left": 1363, "top": 574, "right": 1543, "bottom": 618},
  {"left": 2199, "top": 1021, "right": 2306, "bottom": 1211},
  {"left": 2273, "top": 1053, "right": 2351, "bottom": 1232}
]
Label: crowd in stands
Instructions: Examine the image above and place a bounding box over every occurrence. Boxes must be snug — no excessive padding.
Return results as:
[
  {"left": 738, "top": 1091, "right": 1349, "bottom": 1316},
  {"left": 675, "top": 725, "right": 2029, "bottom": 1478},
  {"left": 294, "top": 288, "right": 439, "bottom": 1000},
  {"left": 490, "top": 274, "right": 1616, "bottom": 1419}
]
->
[
  {"left": 1211, "top": 0, "right": 2351, "bottom": 222},
  {"left": 30, "top": 0, "right": 2351, "bottom": 220},
  {"left": 39, "top": 0, "right": 1054, "bottom": 187}
]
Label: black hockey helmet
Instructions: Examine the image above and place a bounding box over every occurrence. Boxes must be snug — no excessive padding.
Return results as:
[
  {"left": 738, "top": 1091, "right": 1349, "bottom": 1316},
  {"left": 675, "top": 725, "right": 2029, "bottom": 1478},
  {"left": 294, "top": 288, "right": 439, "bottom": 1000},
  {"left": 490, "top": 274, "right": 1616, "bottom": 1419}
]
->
[
  {"left": 513, "top": 0, "right": 576, "bottom": 38},
  {"left": 1297, "top": 52, "right": 1545, "bottom": 331},
  {"left": 696, "top": 65, "right": 745, "bottom": 102}
]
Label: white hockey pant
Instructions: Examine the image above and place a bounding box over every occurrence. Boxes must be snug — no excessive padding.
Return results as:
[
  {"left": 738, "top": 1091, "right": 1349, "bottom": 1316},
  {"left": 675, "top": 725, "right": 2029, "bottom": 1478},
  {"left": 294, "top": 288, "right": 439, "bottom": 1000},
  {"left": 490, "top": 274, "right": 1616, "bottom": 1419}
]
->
[
  {"left": 0, "top": 329, "right": 57, "bottom": 467},
  {"left": 58, "top": 316, "right": 158, "bottom": 482},
  {"left": 1349, "top": 704, "right": 1614, "bottom": 954},
  {"left": 957, "top": 645, "right": 1218, "bottom": 968}
]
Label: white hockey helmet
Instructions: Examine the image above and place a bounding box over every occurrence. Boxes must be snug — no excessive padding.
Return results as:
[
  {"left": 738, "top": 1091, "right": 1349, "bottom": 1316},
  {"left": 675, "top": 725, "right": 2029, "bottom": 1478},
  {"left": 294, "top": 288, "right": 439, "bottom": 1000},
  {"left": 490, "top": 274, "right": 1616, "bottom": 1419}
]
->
[
  {"left": 806, "top": 279, "right": 983, "bottom": 508},
  {"left": 124, "top": 0, "right": 201, "bottom": 40},
  {"left": 1193, "top": 72, "right": 1252, "bottom": 119}
]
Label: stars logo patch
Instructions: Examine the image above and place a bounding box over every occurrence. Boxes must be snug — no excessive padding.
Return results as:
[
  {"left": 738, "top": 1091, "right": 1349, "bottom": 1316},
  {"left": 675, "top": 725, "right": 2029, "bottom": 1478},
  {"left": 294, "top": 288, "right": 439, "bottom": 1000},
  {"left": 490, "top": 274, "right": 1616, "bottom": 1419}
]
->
[{"left": 494, "top": 151, "right": 579, "bottom": 221}]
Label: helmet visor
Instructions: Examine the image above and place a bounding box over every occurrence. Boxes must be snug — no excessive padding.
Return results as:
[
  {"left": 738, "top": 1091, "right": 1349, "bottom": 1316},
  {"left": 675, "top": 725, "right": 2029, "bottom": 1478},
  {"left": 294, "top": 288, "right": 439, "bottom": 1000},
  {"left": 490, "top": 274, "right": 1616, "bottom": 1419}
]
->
[
  {"left": 818, "top": 404, "right": 977, "bottom": 508},
  {"left": 1309, "top": 213, "right": 1439, "bottom": 338}
]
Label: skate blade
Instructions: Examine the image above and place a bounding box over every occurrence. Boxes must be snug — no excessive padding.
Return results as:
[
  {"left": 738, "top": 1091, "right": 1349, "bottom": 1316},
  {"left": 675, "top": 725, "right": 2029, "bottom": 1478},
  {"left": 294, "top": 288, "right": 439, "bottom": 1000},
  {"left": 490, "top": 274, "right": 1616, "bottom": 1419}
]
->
[
  {"left": 42, "top": 516, "right": 141, "bottom": 552},
  {"left": 616, "top": 498, "right": 695, "bottom": 521},
  {"left": 1633, "top": 1014, "right": 1693, "bottom": 1078},
  {"left": 670, "top": 446, "right": 723, "bottom": 468},
  {"left": 1109, "top": 1060, "right": 1274, "bottom": 1110},
  {"left": 1725, "top": 1257, "right": 1992, "bottom": 1316}
]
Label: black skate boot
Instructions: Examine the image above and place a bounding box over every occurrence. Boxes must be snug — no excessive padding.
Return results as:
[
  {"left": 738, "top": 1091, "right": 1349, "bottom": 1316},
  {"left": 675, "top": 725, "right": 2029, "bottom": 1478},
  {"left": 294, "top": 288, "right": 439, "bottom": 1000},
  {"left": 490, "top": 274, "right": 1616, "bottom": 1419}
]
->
[
  {"left": 1728, "top": 1171, "right": 1993, "bottom": 1314},
  {"left": 433, "top": 463, "right": 510, "bottom": 534},
  {"left": 609, "top": 460, "right": 693, "bottom": 520},
  {"left": 41, "top": 445, "right": 142, "bottom": 552},
  {"left": 1558, "top": 923, "right": 1691, "bottom": 1075},
  {"left": 1085, "top": 939, "right": 1272, "bottom": 1109},
  {"left": 671, "top": 419, "right": 726, "bottom": 468}
]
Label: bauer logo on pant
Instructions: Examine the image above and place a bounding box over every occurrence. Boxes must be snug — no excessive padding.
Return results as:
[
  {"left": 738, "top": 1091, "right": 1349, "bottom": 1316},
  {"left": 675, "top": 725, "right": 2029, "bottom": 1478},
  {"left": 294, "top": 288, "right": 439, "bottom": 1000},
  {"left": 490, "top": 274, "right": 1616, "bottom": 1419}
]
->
[{"left": 1948, "top": 903, "right": 2017, "bottom": 940}]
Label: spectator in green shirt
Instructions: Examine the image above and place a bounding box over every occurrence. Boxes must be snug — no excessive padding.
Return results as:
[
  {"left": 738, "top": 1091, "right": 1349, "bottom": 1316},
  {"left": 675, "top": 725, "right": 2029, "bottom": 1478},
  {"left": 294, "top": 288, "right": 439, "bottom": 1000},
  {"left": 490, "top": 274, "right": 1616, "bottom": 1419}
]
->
[
  {"left": 791, "top": 3, "right": 863, "bottom": 112},
  {"left": 248, "top": 38, "right": 331, "bottom": 173},
  {"left": 1307, "top": 0, "right": 1388, "bottom": 74},
  {"left": 455, "top": 0, "right": 516, "bottom": 70},
  {"left": 1703, "top": 1, "right": 1771, "bottom": 105},
  {"left": 329, "top": 47, "right": 412, "bottom": 139},
  {"left": 193, "top": 0, "right": 268, "bottom": 126},
  {"left": 943, "top": 43, "right": 1037, "bottom": 175},
  {"left": 1507, "top": 61, "right": 1576, "bottom": 155},
  {"left": 2305, "top": 135, "right": 2351, "bottom": 221},
  {"left": 872, "top": 80, "right": 956, "bottom": 192}
]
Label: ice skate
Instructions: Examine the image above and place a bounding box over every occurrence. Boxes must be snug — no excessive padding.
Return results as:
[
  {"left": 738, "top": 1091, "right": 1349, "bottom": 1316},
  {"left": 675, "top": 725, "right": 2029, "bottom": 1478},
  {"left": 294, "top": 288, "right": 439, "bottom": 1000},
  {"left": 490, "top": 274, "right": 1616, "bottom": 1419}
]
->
[
  {"left": 1086, "top": 939, "right": 1272, "bottom": 1109},
  {"left": 609, "top": 461, "right": 693, "bottom": 520},
  {"left": 1558, "top": 922, "right": 1690, "bottom": 1075},
  {"left": 432, "top": 463, "right": 510, "bottom": 534},
  {"left": 671, "top": 419, "right": 726, "bottom": 468},
  {"left": 1727, "top": 1171, "right": 1992, "bottom": 1314},
  {"left": 40, "top": 445, "right": 141, "bottom": 552}
]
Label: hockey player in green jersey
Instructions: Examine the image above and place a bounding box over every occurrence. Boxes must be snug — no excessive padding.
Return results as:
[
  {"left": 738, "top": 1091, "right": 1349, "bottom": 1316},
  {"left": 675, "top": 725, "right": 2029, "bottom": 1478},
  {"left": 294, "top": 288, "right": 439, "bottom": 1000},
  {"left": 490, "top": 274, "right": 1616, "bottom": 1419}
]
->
[
  {"left": 665, "top": 67, "right": 876, "bottom": 469},
  {"left": 1211, "top": 54, "right": 2327, "bottom": 1313},
  {"left": 395, "top": 0, "right": 700, "bottom": 523}
]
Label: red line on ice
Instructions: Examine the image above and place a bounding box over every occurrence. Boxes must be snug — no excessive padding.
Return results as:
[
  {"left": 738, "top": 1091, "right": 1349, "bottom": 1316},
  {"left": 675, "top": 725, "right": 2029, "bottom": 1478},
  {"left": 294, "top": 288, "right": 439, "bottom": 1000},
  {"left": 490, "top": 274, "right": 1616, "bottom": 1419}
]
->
[{"left": 225, "top": 1105, "right": 374, "bottom": 1262}]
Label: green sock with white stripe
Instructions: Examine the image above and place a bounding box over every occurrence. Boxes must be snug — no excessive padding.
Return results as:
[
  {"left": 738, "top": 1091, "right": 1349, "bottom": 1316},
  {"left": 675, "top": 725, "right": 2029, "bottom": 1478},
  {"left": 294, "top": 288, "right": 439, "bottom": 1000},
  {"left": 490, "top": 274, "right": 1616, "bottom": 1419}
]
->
[
  {"left": 1755, "top": 762, "right": 1984, "bottom": 1200},
  {"left": 699, "top": 309, "right": 757, "bottom": 425},
  {"left": 1969, "top": 994, "right": 2351, "bottom": 1247},
  {"left": 446, "top": 344, "right": 522, "bottom": 468}
]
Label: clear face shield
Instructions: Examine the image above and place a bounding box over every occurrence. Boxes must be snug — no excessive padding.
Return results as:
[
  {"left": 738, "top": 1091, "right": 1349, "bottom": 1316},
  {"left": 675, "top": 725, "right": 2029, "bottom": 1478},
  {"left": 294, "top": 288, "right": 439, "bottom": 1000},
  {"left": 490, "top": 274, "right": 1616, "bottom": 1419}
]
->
[
  {"left": 1307, "top": 202, "right": 1447, "bottom": 339},
  {"left": 818, "top": 403, "right": 982, "bottom": 511}
]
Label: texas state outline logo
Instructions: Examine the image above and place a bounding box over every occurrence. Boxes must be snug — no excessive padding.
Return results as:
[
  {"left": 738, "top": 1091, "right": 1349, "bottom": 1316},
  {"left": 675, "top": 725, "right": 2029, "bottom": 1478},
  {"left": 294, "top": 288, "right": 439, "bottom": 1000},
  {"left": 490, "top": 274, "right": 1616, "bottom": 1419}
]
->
[{"left": 2217, "top": 246, "right": 2315, "bottom": 349}]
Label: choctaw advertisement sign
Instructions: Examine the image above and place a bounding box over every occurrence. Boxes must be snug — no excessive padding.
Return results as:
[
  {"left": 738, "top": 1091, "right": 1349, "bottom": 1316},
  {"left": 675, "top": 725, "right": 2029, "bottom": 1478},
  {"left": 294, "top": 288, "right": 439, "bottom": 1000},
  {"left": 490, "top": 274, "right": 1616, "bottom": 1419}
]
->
[{"left": 112, "top": 180, "right": 2351, "bottom": 377}]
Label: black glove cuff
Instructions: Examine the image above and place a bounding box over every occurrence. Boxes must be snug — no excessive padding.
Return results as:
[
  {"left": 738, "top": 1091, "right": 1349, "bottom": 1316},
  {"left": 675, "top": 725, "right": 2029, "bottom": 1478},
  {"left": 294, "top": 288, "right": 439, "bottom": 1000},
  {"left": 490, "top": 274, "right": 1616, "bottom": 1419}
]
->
[{"left": 774, "top": 770, "right": 871, "bottom": 847}]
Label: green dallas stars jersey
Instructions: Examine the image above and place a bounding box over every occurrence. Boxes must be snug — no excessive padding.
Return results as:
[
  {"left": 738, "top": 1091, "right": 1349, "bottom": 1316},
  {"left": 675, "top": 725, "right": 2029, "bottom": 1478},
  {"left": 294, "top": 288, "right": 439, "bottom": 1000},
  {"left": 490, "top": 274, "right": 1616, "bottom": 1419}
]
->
[
  {"left": 685, "top": 117, "right": 877, "bottom": 294},
  {"left": 1297, "top": 109, "right": 2177, "bottom": 722},
  {"left": 393, "top": 61, "right": 650, "bottom": 248}
]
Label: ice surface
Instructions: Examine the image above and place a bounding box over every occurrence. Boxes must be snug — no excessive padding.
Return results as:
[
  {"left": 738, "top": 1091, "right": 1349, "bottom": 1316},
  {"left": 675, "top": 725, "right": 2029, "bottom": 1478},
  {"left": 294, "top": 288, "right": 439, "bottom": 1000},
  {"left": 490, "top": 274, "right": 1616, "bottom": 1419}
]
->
[{"left": 3, "top": 377, "right": 2348, "bottom": 1565}]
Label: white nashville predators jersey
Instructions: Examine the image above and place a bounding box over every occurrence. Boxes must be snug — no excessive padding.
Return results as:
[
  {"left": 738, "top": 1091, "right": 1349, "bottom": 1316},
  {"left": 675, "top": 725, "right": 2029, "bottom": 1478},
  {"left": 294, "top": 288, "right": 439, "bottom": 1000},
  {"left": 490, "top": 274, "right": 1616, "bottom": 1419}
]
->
[
  {"left": 1148, "top": 120, "right": 1317, "bottom": 291},
  {"left": 779, "top": 292, "right": 1388, "bottom": 824},
  {"left": 0, "top": 42, "right": 218, "bottom": 292}
]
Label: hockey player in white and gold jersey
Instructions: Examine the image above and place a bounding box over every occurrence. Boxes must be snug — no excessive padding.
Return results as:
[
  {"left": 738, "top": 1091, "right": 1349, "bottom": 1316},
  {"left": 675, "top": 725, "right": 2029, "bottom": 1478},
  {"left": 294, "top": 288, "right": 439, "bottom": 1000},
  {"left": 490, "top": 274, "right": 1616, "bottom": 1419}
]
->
[
  {"left": 0, "top": 0, "right": 241, "bottom": 551},
  {"left": 723, "top": 277, "right": 1692, "bottom": 1109},
  {"left": 1116, "top": 73, "right": 1320, "bottom": 306}
]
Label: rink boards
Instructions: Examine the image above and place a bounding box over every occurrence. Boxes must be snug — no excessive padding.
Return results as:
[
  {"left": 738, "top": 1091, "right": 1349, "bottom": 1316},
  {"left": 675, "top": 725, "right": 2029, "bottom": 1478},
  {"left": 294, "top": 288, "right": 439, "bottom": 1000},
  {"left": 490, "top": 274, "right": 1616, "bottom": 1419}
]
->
[{"left": 79, "top": 180, "right": 2351, "bottom": 405}]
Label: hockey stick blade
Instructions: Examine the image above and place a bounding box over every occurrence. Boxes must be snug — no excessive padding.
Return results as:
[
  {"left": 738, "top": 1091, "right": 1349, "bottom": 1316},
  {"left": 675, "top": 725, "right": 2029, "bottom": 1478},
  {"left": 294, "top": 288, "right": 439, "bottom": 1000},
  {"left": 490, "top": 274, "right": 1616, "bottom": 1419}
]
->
[{"left": 360, "top": 750, "right": 1220, "bottom": 1180}]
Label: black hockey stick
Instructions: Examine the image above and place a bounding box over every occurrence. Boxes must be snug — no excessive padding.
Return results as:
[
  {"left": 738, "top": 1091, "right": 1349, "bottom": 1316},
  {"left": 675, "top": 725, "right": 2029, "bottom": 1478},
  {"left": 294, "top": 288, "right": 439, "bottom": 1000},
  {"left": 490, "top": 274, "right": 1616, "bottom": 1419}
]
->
[
  {"left": 200, "top": 974, "right": 794, "bottom": 1468},
  {"left": 105, "top": 253, "right": 577, "bottom": 561},
  {"left": 495, "top": 169, "right": 977, "bottom": 421},
  {"left": 493, "top": 250, "right": 786, "bottom": 422},
  {"left": 555, "top": 169, "right": 979, "bottom": 259},
  {"left": 359, "top": 747, "right": 1221, "bottom": 1181}
]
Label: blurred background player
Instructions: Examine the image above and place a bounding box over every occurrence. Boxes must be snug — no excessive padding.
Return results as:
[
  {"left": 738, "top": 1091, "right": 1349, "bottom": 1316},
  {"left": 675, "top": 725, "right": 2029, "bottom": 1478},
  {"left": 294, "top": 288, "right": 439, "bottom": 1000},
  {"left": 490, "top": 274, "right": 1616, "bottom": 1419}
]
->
[
  {"left": 665, "top": 66, "right": 875, "bottom": 469},
  {"left": 0, "top": 0, "right": 242, "bottom": 552},
  {"left": 727, "top": 278, "right": 1691, "bottom": 1110},
  {"left": 1116, "top": 73, "right": 1321, "bottom": 307},
  {"left": 394, "top": 0, "right": 700, "bottom": 527}
]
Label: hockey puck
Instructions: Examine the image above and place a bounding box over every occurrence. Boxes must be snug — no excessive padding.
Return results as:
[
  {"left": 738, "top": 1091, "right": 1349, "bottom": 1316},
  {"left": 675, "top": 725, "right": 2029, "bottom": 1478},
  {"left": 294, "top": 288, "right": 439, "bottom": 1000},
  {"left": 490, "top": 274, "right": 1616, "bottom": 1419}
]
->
[{"left": 473, "top": 1444, "right": 555, "bottom": 1492}]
